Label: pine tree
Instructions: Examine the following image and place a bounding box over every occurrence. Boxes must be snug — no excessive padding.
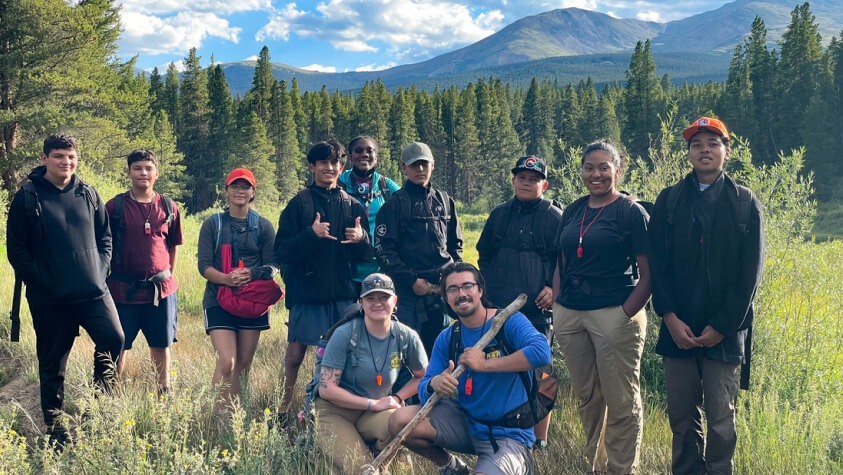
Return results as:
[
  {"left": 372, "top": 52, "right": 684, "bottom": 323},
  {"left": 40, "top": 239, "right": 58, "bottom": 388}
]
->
[
  {"left": 0, "top": 0, "right": 121, "bottom": 191},
  {"left": 230, "top": 109, "right": 278, "bottom": 204},
  {"left": 453, "top": 84, "right": 481, "bottom": 205},
  {"left": 178, "top": 48, "right": 213, "bottom": 211},
  {"left": 578, "top": 78, "right": 600, "bottom": 144},
  {"left": 248, "top": 46, "right": 275, "bottom": 124},
  {"left": 149, "top": 67, "right": 164, "bottom": 115},
  {"left": 162, "top": 63, "right": 180, "bottom": 132},
  {"left": 387, "top": 87, "right": 416, "bottom": 181},
  {"left": 743, "top": 16, "right": 779, "bottom": 164},
  {"left": 521, "top": 78, "right": 555, "bottom": 159},
  {"left": 290, "top": 78, "right": 308, "bottom": 153},
  {"left": 623, "top": 39, "right": 663, "bottom": 160},
  {"left": 271, "top": 80, "right": 302, "bottom": 201},
  {"left": 597, "top": 87, "right": 622, "bottom": 145},
  {"left": 777, "top": 2, "right": 824, "bottom": 155}
]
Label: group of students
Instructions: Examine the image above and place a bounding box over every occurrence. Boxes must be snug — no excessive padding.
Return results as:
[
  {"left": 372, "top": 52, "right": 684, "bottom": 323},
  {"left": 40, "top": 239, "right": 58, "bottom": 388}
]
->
[{"left": 6, "top": 115, "right": 763, "bottom": 475}]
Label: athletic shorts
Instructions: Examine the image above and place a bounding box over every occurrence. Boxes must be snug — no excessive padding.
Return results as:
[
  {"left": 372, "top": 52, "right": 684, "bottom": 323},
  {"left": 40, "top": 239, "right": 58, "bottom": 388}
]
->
[
  {"left": 204, "top": 305, "right": 269, "bottom": 334},
  {"left": 428, "top": 398, "right": 534, "bottom": 475},
  {"left": 116, "top": 294, "right": 177, "bottom": 349},
  {"left": 287, "top": 301, "right": 353, "bottom": 346}
]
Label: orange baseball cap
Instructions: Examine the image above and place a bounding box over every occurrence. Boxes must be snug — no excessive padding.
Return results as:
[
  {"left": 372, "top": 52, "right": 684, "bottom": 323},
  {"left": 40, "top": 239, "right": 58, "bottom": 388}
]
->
[
  {"left": 682, "top": 117, "right": 729, "bottom": 142},
  {"left": 226, "top": 168, "right": 256, "bottom": 187}
]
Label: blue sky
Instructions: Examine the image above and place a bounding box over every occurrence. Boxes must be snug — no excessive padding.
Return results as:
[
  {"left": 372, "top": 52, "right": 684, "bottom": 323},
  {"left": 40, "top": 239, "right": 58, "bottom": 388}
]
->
[{"left": 119, "top": 0, "right": 734, "bottom": 73}]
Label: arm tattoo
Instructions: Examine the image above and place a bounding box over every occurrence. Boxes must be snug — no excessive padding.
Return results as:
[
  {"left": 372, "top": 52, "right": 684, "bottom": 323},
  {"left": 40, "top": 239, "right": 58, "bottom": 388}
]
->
[{"left": 319, "top": 367, "right": 343, "bottom": 390}]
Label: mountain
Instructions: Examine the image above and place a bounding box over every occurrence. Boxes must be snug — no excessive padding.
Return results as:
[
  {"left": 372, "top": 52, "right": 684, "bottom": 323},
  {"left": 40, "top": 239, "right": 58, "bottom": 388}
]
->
[
  {"left": 217, "top": 0, "right": 842, "bottom": 95},
  {"left": 381, "top": 8, "right": 664, "bottom": 78},
  {"left": 654, "top": 0, "right": 843, "bottom": 53}
]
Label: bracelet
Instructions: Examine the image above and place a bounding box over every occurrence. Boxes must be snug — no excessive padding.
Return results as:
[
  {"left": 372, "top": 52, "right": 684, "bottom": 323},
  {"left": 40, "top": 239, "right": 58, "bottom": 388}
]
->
[
  {"left": 390, "top": 393, "right": 403, "bottom": 405},
  {"left": 367, "top": 399, "right": 373, "bottom": 410}
]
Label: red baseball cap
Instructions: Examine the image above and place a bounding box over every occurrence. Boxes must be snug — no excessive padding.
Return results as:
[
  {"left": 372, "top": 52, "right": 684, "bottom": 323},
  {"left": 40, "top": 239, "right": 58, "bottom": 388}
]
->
[
  {"left": 683, "top": 117, "right": 730, "bottom": 142},
  {"left": 226, "top": 168, "right": 256, "bottom": 187}
]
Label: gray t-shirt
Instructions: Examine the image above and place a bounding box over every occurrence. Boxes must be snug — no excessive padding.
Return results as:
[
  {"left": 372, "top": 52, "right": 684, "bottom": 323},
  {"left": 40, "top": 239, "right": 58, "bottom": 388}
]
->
[{"left": 321, "top": 319, "right": 428, "bottom": 399}]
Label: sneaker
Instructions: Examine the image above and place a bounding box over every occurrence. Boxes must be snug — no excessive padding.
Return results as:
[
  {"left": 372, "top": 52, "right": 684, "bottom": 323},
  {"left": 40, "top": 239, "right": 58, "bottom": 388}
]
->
[{"left": 439, "top": 455, "right": 470, "bottom": 475}]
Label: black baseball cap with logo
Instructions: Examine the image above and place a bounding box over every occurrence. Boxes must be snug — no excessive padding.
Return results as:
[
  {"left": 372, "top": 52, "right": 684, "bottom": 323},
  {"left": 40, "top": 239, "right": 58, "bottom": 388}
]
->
[{"left": 511, "top": 155, "right": 547, "bottom": 179}]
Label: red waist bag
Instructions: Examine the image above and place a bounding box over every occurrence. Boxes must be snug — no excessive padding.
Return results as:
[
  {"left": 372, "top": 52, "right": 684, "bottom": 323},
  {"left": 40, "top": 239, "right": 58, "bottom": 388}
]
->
[{"left": 217, "top": 243, "right": 283, "bottom": 318}]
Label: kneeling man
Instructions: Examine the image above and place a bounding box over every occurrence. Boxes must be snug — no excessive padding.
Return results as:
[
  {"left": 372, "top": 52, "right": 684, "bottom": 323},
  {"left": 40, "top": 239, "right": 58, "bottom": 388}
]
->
[{"left": 389, "top": 262, "right": 551, "bottom": 475}]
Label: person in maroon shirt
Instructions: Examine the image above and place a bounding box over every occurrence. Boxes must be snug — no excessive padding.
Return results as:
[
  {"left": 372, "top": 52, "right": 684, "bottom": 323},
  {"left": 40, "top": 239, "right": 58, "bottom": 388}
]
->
[{"left": 106, "top": 149, "right": 183, "bottom": 395}]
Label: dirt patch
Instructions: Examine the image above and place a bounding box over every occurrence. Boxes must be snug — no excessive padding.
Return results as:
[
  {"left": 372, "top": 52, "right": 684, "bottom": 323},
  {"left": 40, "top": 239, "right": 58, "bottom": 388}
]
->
[{"left": 0, "top": 370, "right": 44, "bottom": 438}]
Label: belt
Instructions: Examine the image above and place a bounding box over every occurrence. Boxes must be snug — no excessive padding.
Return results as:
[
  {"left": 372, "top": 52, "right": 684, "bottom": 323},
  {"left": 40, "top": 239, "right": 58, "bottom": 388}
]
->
[{"left": 110, "top": 269, "right": 171, "bottom": 306}]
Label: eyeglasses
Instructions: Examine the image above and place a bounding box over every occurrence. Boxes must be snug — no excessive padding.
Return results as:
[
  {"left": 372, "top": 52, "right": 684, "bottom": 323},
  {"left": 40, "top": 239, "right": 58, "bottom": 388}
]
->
[
  {"left": 445, "top": 282, "right": 478, "bottom": 296},
  {"left": 228, "top": 183, "right": 253, "bottom": 191},
  {"left": 353, "top": 147, "right": 376, "bottom": 154}
]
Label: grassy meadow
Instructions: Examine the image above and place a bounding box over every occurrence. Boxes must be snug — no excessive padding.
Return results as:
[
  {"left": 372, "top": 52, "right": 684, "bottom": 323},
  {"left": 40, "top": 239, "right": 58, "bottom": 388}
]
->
[{"left": 1, "top": 144, "right": 843, "bottom": 473}]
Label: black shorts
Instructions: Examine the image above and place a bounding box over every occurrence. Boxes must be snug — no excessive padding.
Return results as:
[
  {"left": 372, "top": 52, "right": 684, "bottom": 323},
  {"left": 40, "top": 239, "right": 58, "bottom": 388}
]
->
[{"left": 204, "top": 305, "right": 270, "bottom": 334}]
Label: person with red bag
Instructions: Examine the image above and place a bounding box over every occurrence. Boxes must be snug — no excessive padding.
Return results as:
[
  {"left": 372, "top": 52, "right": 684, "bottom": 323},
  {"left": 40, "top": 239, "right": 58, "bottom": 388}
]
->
[{"left": 197, "top": 168, "right": 281, "bottom": 406}]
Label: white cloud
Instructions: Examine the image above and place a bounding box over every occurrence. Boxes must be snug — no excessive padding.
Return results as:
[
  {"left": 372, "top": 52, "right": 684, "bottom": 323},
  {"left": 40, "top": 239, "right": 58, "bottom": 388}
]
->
[
  {"left": 636, "top": 10, "right": 661, "bottom": 21},
  {"left": 301, "top": 64, "right": 337, "bottom": 72},
  {"left": 257, "top": 0, "right": 506, "bottom": 61},
  {"left": 119, "top": 0, "right": 272, "bottom": 15},
  {"left": 352, "top": 62, "right": 398, "bottom": 72},
  {"left": 243, "top": 55, "right": 260, "bottom": 61},
  {"left": 333, "top": 40, "right": 378, "bottom": 52},
  {"left": 256, "top": 3, "right": 307, "bottom": 42},
  {"left": 120, "top": 11, "right": 241, "bottom": 55}
]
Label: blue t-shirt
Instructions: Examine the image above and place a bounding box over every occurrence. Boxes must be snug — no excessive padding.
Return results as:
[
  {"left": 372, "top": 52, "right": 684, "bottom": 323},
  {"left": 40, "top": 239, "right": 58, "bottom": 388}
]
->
[
  {"left": 321, "top": 318, "right": 427, "bottom": 399},
  {"left": 338, "top": 170, "right": 401, "bottom": 281},
  {"left": 419, "top": 312, "right": 552, "bottom": 448}
]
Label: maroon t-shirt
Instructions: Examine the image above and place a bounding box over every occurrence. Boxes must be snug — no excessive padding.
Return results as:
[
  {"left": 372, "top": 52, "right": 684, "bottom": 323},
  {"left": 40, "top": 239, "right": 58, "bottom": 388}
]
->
[{"left": 105, "top": 192, "right": 183, "bottom": 304}]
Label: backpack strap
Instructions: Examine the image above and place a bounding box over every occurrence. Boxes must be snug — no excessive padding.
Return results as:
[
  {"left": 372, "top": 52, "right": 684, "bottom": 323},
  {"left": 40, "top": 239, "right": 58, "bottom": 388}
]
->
[
  {"left": 160, "top": 194, "right": 175, "bottom": 226},
  {"left": 110, "top": 192, "right": 129, "bottom": 266},
  {"left": 298, "top": 188, "right": 315, "bottom": 223},
  {"left": 664, "top": 183, "right": 683, "bottom": 226},
  {"left": 21, "top": 182, "right": 43, "bottom": 241},
  {"left": 735, "top": 185, "right": 753, "bottom": 234},
  {"left": 377, "top": 175, "right": 391, "bottom": 199}
]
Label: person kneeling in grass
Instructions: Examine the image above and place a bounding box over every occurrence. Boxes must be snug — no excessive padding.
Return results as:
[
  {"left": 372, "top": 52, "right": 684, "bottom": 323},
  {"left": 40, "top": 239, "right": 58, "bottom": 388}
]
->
[{"left": 314, "top": 273, "right": 427, "bottom": 474}]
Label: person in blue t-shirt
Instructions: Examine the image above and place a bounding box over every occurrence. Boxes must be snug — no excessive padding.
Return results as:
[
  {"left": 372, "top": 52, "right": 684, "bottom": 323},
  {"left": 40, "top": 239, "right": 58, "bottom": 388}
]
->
[
  {"left": 338, "top": 136, "right": 400, "bottom": 289},
  {"left": 388, "top": 262, "right": 551, "bottom": 475}
]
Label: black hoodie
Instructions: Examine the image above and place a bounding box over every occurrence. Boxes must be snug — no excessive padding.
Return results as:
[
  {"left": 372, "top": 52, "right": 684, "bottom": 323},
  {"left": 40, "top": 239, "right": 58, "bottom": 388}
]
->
[{"left": 6, "top": 166, "right": 112, "bottom": 304}]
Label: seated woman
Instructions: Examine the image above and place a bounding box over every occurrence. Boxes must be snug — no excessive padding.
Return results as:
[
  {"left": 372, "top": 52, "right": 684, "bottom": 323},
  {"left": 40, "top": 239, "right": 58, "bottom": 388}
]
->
[{"left": 314, "top": 273, "right": 428, "bottom": 474}]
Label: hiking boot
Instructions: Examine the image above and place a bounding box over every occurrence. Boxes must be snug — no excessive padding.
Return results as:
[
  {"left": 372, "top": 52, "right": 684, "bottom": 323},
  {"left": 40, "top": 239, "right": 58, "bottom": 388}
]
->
[{"left": 439, "top": 455, "right": 470, "bottom": 475}]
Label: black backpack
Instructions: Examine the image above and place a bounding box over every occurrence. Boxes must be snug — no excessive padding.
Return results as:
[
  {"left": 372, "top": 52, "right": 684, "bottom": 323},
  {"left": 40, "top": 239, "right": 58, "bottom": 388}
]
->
[
  {"left": 447, "top": 318, "right": 557, "bottom": 449},
  {"left": 110, "top": 191, "right": 175, "bottom": 266},
  {"left": 488, "top": 197, "right": 562, "bottom": 255}
]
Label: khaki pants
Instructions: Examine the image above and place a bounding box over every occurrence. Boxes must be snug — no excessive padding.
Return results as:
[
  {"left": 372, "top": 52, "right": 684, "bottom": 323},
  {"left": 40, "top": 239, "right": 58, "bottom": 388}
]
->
[
  {"left": 664, "top": 357, "right": 740, "bottom": 475},
  {"left": 313, "top": 397, "right": 394, "bottom": 475},
  {"left": 553, "top": 304, "right": 646, "bottom": 475}
]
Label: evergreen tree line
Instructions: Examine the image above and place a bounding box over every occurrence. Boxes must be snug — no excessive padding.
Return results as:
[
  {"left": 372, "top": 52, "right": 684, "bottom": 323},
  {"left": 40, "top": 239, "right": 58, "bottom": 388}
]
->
[{"left": 2, "top": 1, "right": 841, "bottom": 213}]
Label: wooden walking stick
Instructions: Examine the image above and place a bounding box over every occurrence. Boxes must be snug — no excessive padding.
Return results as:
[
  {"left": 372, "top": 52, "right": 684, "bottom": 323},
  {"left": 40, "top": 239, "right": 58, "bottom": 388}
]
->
[{"left": 362, "top": 293, "right": 528, "bottom": 475}]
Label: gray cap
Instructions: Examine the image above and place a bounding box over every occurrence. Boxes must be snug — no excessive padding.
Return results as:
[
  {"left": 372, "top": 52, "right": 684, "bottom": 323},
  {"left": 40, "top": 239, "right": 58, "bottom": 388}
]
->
[
  {"left": 360, "top": 273, "right": 397, "bottom": 298},
  {"left": 401, "top": 142, "right": 434, "bottom": 166}
]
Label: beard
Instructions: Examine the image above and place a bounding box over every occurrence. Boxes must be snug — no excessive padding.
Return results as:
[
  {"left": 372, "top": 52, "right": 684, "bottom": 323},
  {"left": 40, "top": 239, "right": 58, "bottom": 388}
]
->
[{"left": 451, "top": 295, "right": 477, "bottom": 318}]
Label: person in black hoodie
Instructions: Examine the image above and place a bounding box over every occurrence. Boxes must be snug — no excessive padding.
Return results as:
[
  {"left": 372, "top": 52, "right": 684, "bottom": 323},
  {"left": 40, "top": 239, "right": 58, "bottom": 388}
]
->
[
  {"left": 374, "top": 141, "right": 463, "bottom": 355},
  {"left": 6, "top": 134, "right": 124, "bottom": 447},
  {"left": 649, "top": 117, "right": 764, "bottom": 475},
  {"left": 476, "top": 155, "right": 563, "bottom": 448},
  {"left": 275, "top": 141, "right": 371, "bottom": 414}
]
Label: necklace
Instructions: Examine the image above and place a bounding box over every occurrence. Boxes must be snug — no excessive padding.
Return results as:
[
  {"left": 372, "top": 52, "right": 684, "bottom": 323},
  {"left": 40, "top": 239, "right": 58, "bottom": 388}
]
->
[
  {"left": 365, "top": 327, "right": 392, "bottom": 387},
  {"left": 464, "top": 313, "right": 490, "bottom": 396},
  {"left": 131, "top": 190, "right": 156, "bottom": 235},
  {"left": 577, "top": 193, "right": 617, "bottom": 258}
]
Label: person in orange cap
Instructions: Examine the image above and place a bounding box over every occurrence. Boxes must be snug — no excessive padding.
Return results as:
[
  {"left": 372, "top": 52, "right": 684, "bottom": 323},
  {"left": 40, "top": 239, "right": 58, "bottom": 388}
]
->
[
  {"left": 649, "top": 116, "right": 764, "bottom": 474},
  {"left": 197, "top": 168, "right": 279, "bottom": 406}
]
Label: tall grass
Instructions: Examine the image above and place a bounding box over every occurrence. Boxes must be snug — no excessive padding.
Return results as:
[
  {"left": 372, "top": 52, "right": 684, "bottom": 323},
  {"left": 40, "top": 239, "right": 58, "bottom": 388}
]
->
[{"left": 1, "top": 140, "right": 843, "bottom": 473}]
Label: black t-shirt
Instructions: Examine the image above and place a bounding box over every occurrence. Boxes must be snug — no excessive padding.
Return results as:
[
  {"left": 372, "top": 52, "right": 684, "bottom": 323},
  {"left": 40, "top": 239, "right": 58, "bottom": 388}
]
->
[{"left": 556, "top": 197, "right": 650, "bottom": 310}]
